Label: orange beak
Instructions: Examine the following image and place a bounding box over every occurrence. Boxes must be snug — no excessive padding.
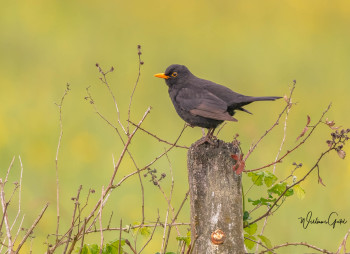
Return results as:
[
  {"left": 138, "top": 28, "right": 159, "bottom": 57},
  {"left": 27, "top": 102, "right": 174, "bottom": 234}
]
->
[{"left": 154, "top": 73, "right": 169, "bottom": 79}]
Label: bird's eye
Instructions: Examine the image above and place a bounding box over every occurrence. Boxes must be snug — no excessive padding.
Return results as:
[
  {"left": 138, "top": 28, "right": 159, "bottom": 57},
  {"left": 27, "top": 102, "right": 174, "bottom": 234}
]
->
[{"left": 172, "top": 72, "right": 178, "bottom": 77}]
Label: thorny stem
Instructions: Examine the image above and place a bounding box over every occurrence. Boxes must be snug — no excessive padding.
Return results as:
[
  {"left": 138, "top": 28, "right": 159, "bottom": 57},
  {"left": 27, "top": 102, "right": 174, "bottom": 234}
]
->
[
  {"left": 246, "top": 103, "right": 332, "bottom": 172},
  {"left": 58, "top": 108, "right": 151, "bottom": 254}
]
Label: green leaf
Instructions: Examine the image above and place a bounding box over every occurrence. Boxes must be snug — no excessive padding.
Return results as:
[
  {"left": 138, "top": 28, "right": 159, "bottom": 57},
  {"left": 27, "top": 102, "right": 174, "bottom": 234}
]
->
[
  {"left": 176, "top": 235, "right": 191, "bottom": 246},
  {"left": 247, "top": 172, "right": 264, "bottom": 186},
  {"left": 293, "top": 184, "right": 306, "bottom": 199},
  {"left": 105, "top": 240, "right": 125, "bottom": 254},
  {"left": 268, "top": 182, "right": 286, "bottom": 195},
  {"left": 244, "top": 234, "right": 256, "bottom": 250},
  {"left": 243, "top": 223, "right": 257, "bottom": 235},
  {"left": 243, "top": 211, "right": 250, "bottom": 221},
  {"left": 131, "top": 222, "right": 150, "bottom": 237},
  {"left": 263, "top": 172, "right": 278, "bottom": 187},
  {"left": 79, "top": 244, "right": 99, "bottom": 254},
  {"left": 140, "top": 226, "right": 151, "bottom": 237},
  {"left": 284, "top": 188, "right": 294, "bottom": 197},
  {"left": 257, "top": 235, "right": 273, "bottom": 249},
  {"left": 248, "top": 197, "right": 276, "bottom": 207},
  {"left": 269, "top": 182, "right": 294, "bottom": 197}
]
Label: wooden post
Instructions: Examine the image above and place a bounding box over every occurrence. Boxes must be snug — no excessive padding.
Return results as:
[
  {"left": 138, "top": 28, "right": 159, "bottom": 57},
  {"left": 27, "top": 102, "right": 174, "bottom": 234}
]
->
[{"left": 187, "top": 140, "right": 244, "bottom": 254}]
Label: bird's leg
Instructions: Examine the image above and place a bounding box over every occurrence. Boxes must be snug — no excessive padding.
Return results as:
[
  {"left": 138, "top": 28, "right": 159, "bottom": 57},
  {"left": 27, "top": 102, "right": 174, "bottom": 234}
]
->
[
  {"left": 201, "top": 128, "right": 206, "bottom": 137},
  {"left": 195, "top": 128, "right": 215, "bottom": 146}
]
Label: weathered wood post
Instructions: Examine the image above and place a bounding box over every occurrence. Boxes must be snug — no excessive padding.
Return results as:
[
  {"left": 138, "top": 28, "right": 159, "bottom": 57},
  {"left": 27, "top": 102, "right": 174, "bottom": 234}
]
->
[{"left": 187, "top": 140, "right": 244, "bottom": 254}]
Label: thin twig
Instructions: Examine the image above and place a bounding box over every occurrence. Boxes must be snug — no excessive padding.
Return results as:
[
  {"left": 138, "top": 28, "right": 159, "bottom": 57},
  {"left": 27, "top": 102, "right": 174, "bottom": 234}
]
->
[
  {"left": 247, "top": 147, "right": 333, "bottom": 227},
  {"left": 129, "top": 121, "right": 189, "bottom": 149},
  {"left": 55, "top": 84, "right": 70, "bottom": 243},
  {"left": 125, "top": 239, "right": 137, "bottom": 254},
  {"left": 15, "top": 203, "right": 49, "bottom": 254},
  {"left": 336, "top": 227, "right": 350, "bottom": 254},
  {"left": 78, "top": 218, "right": 87, "bottom": 254},
  {"left": 163, "top": 191, "right": 190, "bottom": 253},
  {"left": 63, "top": 185, "right": 83, "bottom": 254},
  {"left": 138, "top": 212, "right": 160, "bottom": 254},
  {"left": 255, "top": 92, "right": 293, "bottom": 253},
  {"left": 127, "top": 45, "right": 143, "bottom": 135},
  {"left": 57, "top": 108, "right": 151, "bottom": 254},
  {"left": 96, "top": 64, "right": 127, "bottom": 135},
  {"left": 244, "top": 81, "right": 296, "bottom": 162},
  {"left": 11, "top": 156, "right": 24, "bottom": 234},
  {"left": 244, "top": 236, "right": 271, "bottom": 252},
  {"left": 160, "top": 209, "right": 169, "bottom": 254},
  {"left": 246, "top": 102, "right": 331, "bottom": 172},
  {"left": 99, "top": 186, "right": 104, "bottom": 254},
  {"left": 118, "top": 219, "right": 122, "bottom": 254},
  {"left": 259, "top": 241, "right": 332, "bottom": 254},
  {"left": 0, "top": 179, "right": 12, "bottom": 252}
]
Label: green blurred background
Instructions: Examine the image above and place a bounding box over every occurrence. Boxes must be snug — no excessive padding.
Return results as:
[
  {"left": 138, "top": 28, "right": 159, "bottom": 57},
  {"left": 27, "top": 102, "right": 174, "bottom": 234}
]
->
[{"left": 1, "top": 0, "right": 350, "bottom": 253}]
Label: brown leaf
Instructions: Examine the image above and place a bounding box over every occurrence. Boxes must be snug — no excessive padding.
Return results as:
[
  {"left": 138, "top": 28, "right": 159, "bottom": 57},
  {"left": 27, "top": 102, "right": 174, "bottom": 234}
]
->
[
  {"left": 235, "top": 160, "right": 245, "bottom": 175},
  {"left": 296, "top": 126, "right": 309, "bottom": 141},
  {"left": 232, "top": 153, "right": 245, "bottom": 175},
  {"left": 231, "top": 154, "right": 239, "bottom": 161},
  {"left": 325, "top": 118, "right": 341, "bottom": 129},
  {"left": 337, "top": 150, "right": 346, "bottom": 159},
  {"left": 306, "top": 115, "right": 311, "bottom": 125},
  {"left": 318, "top": 175, "right": 326, "bottom": 187}
]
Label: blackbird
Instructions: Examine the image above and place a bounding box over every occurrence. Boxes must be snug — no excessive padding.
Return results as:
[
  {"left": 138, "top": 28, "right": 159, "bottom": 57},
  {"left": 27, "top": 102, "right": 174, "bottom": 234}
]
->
[{"left": 154, "top": 64, "right": 281, "bottom": 143}]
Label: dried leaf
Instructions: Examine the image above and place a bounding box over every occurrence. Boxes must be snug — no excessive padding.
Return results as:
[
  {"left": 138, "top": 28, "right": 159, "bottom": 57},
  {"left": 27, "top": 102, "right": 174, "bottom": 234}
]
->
[
  {"left": 318, "top": 175, "right": 326, "bottom": 186},
  {"left": 325, "top": 118, "right": 341, "bottom": 130},
  {"left": 235, "top": 160, "right": 245, "bottom": 175},
  {"left": 231, "top": 154, "right": 239, "bottom": 161},
  {"left": 306, "top": 115, "right": 311, "bottom": 125},
  {"left": 232, "top": 153, "right": 245, "bottom": 175},
  {"left": 296, "top": 126, "right": 308, "bottom": 141},
  {"left": 337, "top": 150, "right": 346, "bottom": 159},
  {"left": 331, "top": 126, "right": 341, "bottom": 130}
]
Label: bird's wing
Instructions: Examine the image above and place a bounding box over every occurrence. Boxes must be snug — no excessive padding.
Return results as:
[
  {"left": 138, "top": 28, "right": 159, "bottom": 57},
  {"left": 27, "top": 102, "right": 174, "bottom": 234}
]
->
[{"left": 175, "top": 87, "right": 238, "bottom": 122}]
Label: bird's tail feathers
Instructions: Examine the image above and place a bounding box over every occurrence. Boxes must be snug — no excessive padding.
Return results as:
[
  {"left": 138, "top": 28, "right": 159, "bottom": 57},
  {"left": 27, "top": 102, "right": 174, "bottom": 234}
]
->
[{"left": 251, "top": 96, "right": 282, "bottom": 101}]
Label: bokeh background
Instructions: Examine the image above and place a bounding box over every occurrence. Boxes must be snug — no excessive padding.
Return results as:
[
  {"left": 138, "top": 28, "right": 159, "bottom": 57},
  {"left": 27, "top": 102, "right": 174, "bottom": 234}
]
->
[{"left": 1, "top": 0, "right": 350, "bottom": 253}]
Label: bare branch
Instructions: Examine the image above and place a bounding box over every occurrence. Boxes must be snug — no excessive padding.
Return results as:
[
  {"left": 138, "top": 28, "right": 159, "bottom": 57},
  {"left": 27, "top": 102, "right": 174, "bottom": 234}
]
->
[
  {"left": 246, "top": 103, "right": 331, "bottom": 172},
  {"left": 96, "top": 63, "right": 127, "bottom": 135},
  {"left": 129, "top": 121, "right": 189, "bottom": 149},
  {"left": 259, "top": 241, "right": 332, "bottom": 254},
  {"left": 63, "top": 185, "right": 83, "bottom": 253},
  {"left": 244, "top": 81, "right": 296, "bottom": 162},
  {"left": 99, "top": 186, "right": 104, "bottom": 254},
  {"left": 336, "top": 227, "right": 350, "bottom": 254},
  {"left": 55, "top": 83, "right": 70, "bottom": 243},
  {"left": 15, "top": 203, "right": 49, "bottom": 254},
  {"left": 163, "top": 191, "right": 190, "bottom": 253},
  {"left": 127, "top": 45, "right": 143, "bottom": 135}
]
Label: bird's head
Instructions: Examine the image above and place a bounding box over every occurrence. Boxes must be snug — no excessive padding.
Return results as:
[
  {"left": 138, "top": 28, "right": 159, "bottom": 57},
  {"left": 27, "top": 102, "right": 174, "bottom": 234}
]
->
[{"left": 154, "top": 64, "right": 192, "bottom": 87}]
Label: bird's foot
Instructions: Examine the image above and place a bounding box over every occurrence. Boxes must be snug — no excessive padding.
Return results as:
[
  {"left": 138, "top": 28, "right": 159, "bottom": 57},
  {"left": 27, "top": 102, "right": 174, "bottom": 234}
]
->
[{"left": 194, "top": 135, "right": 216, "bottom": 147}]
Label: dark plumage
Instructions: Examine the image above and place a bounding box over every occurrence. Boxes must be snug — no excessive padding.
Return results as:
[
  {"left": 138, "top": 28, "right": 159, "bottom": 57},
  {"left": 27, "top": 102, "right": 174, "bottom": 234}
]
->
[{"left": 154, "top": 64, "right": 281, "bottom": 142}]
